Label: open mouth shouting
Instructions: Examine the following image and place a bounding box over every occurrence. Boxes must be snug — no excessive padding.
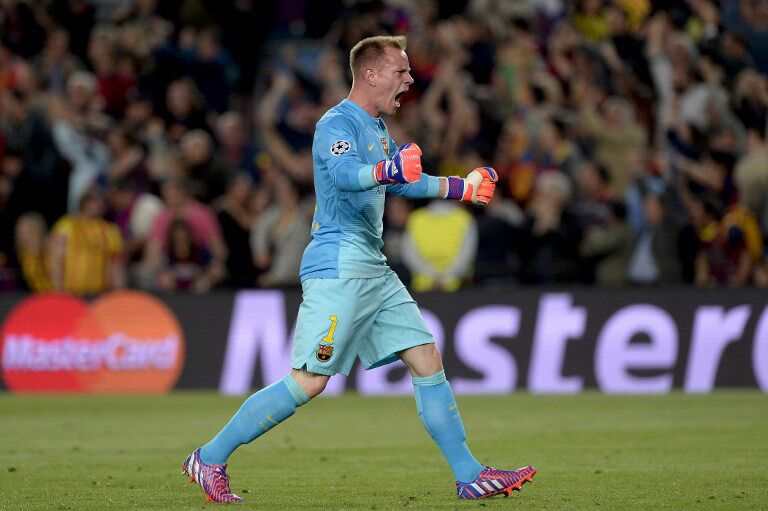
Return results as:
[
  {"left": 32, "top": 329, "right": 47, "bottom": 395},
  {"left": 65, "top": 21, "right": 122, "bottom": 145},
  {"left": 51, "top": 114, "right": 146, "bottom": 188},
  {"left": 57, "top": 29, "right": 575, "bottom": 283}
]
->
[{"left": 394, "top": 88, "right": 408, "bottom": 108}]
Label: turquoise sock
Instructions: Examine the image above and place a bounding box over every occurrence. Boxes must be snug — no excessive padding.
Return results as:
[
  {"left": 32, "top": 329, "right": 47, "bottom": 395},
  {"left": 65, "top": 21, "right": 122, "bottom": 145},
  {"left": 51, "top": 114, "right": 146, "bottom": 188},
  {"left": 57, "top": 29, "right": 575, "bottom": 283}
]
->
[
  {"left": 413, "top": 370, "right": 484, "bottom": 483},
  {"left": 200, "top": 375, "right": 309, "bottom": 465}
]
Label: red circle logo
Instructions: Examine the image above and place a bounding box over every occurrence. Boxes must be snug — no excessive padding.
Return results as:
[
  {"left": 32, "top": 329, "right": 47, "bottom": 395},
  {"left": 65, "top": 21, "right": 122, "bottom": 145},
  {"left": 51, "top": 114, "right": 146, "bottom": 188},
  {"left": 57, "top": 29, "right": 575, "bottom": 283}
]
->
[{"left": 1, "top": 291, "right": 185, "bottom": 393}]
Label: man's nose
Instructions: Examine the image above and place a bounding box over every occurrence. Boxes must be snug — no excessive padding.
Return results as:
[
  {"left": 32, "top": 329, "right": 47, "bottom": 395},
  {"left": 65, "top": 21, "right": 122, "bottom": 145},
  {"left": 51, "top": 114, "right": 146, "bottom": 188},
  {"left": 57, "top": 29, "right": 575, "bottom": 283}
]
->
[{"left": 405, "top": 72, "right": 414, "bottom": 85}]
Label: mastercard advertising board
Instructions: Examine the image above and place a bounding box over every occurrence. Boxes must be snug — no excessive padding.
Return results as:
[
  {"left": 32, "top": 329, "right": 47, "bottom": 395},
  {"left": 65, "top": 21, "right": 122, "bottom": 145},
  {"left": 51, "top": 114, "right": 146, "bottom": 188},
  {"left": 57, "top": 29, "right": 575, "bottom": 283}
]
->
[{"left": 0, "top": 291, "right": 185, "bottom": 393}]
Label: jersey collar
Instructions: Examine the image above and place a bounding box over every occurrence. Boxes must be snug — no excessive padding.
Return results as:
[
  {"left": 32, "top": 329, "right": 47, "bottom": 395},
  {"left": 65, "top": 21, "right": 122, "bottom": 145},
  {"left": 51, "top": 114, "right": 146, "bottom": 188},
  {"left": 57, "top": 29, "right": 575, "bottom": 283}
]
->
[{"left": 341, "top": 99, "right": 385, "bottom": 129}]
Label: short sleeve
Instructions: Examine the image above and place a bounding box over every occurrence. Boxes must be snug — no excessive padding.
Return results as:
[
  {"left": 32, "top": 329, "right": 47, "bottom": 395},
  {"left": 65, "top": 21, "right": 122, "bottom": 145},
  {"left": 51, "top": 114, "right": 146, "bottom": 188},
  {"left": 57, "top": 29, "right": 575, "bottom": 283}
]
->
[
  {"left": 52, "top": 217, "right": 71, "bottom": 238},
  {"left": 107, "top": 224, "right": 124, "bottom": 256}
]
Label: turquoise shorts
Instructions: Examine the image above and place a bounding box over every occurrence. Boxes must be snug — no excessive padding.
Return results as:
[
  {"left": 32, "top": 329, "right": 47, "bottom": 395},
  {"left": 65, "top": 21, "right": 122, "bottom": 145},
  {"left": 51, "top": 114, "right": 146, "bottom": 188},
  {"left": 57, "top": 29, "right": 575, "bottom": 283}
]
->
[{"left": 291, "top": 270, "right": 434, "bottom": 376}]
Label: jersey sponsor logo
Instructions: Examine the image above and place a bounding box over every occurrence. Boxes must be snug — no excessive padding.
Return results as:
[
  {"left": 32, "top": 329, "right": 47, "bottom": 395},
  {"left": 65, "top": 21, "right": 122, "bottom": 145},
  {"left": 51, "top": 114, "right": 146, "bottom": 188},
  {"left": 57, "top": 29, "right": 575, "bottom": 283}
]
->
[
  {"left": 330, "top": 140, "right": 351, "bottom": 156},
  {"left": 0, "top": 291, "right": 185, "bottom": 393},
  {"left": 316, "top": 344, "right": 333, "bottom": 362}
]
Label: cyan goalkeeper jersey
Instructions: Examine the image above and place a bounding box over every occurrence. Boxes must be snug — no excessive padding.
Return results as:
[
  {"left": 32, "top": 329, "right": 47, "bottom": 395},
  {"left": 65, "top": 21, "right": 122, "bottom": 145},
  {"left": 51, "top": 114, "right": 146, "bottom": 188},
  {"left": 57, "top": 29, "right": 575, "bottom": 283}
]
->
[{"left": 299, "top": 99, "right": 441, "bottom": 281}]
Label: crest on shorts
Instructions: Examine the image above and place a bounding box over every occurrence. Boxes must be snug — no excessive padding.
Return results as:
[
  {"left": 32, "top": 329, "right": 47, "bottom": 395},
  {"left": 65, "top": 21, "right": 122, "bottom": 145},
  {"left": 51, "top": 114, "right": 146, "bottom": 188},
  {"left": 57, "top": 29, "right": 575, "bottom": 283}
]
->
[
  {"left": 330, "top": 140, "right": 350, "bottom": 156},
  {"left": 381, "top": 137, "right": 389, "bottom": 158},
  {"left": 316, "top": 344, "right": 333, "bottom": 362}
]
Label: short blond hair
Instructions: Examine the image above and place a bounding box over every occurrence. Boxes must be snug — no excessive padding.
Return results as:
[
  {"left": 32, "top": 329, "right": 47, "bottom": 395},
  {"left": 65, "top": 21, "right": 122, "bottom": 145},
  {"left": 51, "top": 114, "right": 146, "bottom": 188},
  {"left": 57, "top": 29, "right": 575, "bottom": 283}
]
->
[{"left": 349, "top": 35, "right": 407, "bottom": 77}]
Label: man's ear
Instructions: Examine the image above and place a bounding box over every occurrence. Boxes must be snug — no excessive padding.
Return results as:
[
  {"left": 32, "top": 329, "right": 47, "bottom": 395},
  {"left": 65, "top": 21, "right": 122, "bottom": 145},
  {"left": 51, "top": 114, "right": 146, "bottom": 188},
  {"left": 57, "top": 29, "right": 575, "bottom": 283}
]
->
[{"left": 364, "top": 68, "right": 376, "bottom": 87}]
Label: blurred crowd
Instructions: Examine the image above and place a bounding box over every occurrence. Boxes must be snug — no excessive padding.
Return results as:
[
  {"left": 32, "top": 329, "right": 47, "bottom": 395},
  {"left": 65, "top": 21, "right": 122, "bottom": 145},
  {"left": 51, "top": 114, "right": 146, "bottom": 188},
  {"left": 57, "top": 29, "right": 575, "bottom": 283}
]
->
[{"left": 2, "top": 0, "right": 768, "bottom": 294}]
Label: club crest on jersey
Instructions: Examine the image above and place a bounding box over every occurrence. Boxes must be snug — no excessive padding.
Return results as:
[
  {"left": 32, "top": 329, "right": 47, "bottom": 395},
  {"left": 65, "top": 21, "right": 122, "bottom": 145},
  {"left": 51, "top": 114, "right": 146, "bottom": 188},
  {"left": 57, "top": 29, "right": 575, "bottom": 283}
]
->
[
  {"left": 330, "top": 140, "right": 350, "bottom": 156},
  {"left": 381, "top": 137, "right": 389, "bottom": 157},
  {"left": 316, "top": 344, "right": 333, "bottom": 362}
]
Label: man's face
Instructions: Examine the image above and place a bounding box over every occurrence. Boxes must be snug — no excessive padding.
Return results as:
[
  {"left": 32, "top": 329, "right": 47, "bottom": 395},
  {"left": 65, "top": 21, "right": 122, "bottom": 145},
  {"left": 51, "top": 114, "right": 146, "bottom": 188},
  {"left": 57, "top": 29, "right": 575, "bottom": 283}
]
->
[
  {"left": 107, "top": 188, "right": 133, "bottom": 210},
  {"left": 162, "top": 183, "right": 186, "bottom": 209},
  {"left": 81, "top": 196, "right": 104, "bottom": 219},
  {"left": 372, "top": 47, "right": 413, "bottom": 116},
  {"left": 180, "top": 133, "right": 211, "bottom": 165},
  {"left": 644, "top": 195, "right": 663, "bottom": 226}
]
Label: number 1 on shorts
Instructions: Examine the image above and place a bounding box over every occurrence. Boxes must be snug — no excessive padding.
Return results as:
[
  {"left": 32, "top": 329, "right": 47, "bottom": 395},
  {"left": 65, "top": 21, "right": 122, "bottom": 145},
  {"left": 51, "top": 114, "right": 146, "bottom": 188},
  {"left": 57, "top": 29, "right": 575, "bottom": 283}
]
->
[{"left": 322, "top": 315, "right": 338, "bottom": 344}]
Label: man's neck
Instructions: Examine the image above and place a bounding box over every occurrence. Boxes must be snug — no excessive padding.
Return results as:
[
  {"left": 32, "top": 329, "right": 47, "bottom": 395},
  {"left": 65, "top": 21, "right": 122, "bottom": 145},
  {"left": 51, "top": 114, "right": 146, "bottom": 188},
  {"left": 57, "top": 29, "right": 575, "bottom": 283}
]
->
[{"left": 347, "top": 86, "right": 380, "bottom": 118}]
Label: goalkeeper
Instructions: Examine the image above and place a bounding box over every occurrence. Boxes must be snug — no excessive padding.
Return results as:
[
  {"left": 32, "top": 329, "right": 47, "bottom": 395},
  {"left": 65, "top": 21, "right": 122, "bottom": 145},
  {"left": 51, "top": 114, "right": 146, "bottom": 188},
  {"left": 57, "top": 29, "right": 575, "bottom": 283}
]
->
[{"left": 183, "top": 35, "right": 536, "bottom": 503}]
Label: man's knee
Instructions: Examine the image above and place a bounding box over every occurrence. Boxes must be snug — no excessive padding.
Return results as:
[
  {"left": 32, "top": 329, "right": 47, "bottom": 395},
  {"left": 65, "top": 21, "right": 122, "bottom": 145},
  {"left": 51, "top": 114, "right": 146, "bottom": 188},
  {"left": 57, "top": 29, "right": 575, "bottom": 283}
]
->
[
  {"left": 401, "top": 343, "right": 444, "bottom": 378},
  {"left": 290, "top": 368, "right": 330, "bottom": 399}
]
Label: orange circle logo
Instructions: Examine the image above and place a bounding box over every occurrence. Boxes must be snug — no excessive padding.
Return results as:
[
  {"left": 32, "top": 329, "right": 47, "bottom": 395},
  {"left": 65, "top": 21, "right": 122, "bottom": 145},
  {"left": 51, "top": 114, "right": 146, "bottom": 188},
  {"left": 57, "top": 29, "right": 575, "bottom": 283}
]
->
[{"left": 1, "top": 291, "right": 185, "bottom": 393}]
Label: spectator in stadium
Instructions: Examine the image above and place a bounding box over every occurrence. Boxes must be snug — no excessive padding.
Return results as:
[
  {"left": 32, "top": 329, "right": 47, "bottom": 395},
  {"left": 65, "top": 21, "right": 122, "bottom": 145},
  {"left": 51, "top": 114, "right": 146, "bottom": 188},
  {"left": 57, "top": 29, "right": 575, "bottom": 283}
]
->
[
  {"left": 215, "top": 111, "right": 258, "bottom": 181},
  {"left": 474, "top": 194, "right": 526, "bottom": 286},
  {"left": 723, "top": 202, "right": 764, "bottom": 261},
  {"left": 517, "top": 172, "right": 583, "bottom": 284},
  {"left": 123, "top": 96, "right": 173, "bottom": 185},
  {"left": 14, "top": 211, "right": 51, "bottom": 292},
  {"left": 186, "top": 27, "right": 239, "bottom": 114},
  {"left": 573, "top": 0, "right": 609, "bottom": 42},
  {"left": 106, "top": 125, "right": 150, "bottom": 190},
  {"left": 694, "top": 203, "right": 755, "bottom": 287},
  {"left": 676, "top": 147, "right": 739, "bottom": 208},
  {"left": 89, "top": 38, "right": 137, "bottom": 119},
  {"left": 627, "top": 189, "right": 684, "bottom": 286},
  {"left": 572, "top": 161, "right": 615, "bottom": 229},
  {"left": 178, "top": 129, "right": 232, "bottom": 203},
  {"left": 49, "top": 189, "right": 125, "bottom": 295},
  {"left": 48, "top": 0, "right": 96, "bottom": 62},
  {"left": 255, "top": 71, "right": 315, "bottom": 184},
  {"left": 216, "top": 173, "right": 257, "bottom": 289},
  {"left": 250, "top": 176, "right": 311, "bottom": 288},
  {"left": 493, "top": 116, "right": 535, "bottom": 203},
  {"left": 0, "top": 0, "right": 45, "bottom": 59},
  {"left": 154, "top": 25, "right": 238, "bottom": 114},
  {"left": 714, "top": 31, "right": 754, "bottom": 86},
  {"left": 731, "top": 68, "right": 768, "bottom": 132},
  {"left": 535, "top": 117, "right": 584, "bottom": 180},
  {"left": 694, "top": 199, "right": 764, "bottom": 287},
  {"left": 402, "top": 201, "right": 477, "bottom": 292},
  {"left": 734, "top": 127, "right": 768, "bottom": 229},
  {"left": 156, "top": 219, "right": 222, "bottom": 293},
  {"left": 49, "top": 71, "right": 111, "bottom": 214},
  {"left": 143, "top": 178, "right": 226, "bottom": 291},
  {"left": 104, "top": 178, "right": 163, "bottom": 265},
  {"left": 31, "top": 28, "right": 83, "bottom": 93},
  {"left": 580, "top": 201, "right": 633, "bottom": 286},
  {"left": 579, "top": 95, "right": 646, "bottom": 195},
  {"left": 723, "top": 0, "right": 768, "bottom": 74},
  {"left": 163, "top": 77, "right": 209, "bottom": 143},
  {"left": 1, "top": 88, "right": 67, "bottom": 225}
]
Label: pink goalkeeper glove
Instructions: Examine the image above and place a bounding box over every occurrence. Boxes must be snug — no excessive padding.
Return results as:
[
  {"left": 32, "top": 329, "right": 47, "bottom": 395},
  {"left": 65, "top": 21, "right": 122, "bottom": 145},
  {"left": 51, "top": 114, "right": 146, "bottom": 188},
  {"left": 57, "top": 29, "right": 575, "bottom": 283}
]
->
[
  {"left": 445, "top": 167, "right": 498, "bottom": 205},
  {"left": 374, "top": 143, "right": 423, "bottom": 184}
]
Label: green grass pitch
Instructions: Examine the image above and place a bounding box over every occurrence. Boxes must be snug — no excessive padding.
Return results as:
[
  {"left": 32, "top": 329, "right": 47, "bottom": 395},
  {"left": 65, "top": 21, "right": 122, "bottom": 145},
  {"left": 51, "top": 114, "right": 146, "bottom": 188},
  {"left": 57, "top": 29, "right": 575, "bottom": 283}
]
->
[{"left": 1, "top": 391, "right": 767, "bottom": 510}]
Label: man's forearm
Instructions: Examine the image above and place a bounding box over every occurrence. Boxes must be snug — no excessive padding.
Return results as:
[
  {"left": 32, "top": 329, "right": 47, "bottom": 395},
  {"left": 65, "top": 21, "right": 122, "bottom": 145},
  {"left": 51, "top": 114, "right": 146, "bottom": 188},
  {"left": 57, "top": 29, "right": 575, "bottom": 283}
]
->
[{"left": 386, "top": 174, "right": 443, "bottom": 198}]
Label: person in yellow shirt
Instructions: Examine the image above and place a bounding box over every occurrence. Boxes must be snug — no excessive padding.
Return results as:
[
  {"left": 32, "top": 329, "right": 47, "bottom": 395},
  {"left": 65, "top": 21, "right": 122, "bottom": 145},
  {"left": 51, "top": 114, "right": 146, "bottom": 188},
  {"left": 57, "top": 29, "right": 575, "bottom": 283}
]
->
[
  {"left": 402, "top": 201, "right": 477, "bottom": 292},
  {"left": 50, "top": 189, "right": 126, "bottom": 295},
  {"left": 573, "top": 0, "right": 609, "bottom": 42},
  {"left": 14, "top": 212, "right": 52, "bottom": 292}
]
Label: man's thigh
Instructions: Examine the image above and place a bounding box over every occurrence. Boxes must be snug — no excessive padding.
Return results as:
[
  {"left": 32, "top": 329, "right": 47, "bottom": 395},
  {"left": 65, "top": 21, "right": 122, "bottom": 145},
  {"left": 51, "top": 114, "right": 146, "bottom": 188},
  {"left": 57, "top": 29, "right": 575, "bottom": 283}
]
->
[
  {"left": 291, "top": 278, "right": 379, "bottom": 376},
  {"left": 359, "top": 272, "right": 434, "bottom": 370}
]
